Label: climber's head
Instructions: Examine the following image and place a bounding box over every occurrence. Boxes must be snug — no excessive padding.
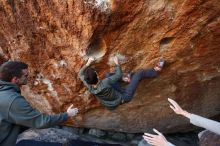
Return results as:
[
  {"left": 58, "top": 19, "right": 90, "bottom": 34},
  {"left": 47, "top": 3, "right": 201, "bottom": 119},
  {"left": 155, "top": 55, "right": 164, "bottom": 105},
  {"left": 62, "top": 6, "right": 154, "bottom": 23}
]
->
[{"left": 83, "top": 66, "right": 98, "bottom": 85}]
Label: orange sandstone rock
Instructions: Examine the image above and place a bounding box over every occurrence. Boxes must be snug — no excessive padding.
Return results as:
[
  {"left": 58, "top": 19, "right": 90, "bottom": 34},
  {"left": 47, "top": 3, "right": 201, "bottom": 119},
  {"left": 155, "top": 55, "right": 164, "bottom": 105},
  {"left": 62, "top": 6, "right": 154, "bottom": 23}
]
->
[{"left": 0, "top": 0, "right": 220, "bottom": 133}]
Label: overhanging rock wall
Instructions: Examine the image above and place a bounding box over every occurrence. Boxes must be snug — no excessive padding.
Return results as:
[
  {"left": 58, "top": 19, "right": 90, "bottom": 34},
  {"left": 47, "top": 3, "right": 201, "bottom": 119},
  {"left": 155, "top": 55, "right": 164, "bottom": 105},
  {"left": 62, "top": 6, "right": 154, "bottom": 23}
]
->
[{"left": 0, "top": 0, "right": 220, "bottom": 133}]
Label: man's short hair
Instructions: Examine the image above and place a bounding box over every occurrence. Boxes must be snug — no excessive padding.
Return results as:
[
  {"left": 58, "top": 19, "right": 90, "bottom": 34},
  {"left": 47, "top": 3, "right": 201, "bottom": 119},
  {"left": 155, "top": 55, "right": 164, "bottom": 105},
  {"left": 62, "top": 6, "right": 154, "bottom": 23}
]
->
[
  {"left": 84, "top": 67, "right": 98, "bottom": 85},
  {"left": 0, "top": 61, "right": 28, "bottom": 82}
]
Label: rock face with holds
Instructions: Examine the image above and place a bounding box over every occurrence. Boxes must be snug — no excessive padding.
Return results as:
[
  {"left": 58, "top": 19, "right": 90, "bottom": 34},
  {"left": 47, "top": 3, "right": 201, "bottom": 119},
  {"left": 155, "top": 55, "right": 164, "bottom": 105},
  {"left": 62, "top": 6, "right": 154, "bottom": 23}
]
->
[{"left": 0, "top": 0, "right": 220, "bottom": 133}]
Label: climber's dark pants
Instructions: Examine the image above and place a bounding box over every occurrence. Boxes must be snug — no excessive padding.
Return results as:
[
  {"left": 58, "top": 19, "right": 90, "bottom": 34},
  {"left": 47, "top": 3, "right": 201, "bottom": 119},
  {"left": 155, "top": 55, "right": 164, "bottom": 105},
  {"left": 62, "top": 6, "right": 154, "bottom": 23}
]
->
[{"left": 106, "top": 69, "right": 158, "bottom": 102}]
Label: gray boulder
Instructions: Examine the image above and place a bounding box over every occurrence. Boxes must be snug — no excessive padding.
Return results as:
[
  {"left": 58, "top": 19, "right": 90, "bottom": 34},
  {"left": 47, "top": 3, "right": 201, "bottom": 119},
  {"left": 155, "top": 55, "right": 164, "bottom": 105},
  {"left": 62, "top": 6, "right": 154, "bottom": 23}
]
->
[{"left": 16, "top": 128, "right": 79, "bottom": 144}]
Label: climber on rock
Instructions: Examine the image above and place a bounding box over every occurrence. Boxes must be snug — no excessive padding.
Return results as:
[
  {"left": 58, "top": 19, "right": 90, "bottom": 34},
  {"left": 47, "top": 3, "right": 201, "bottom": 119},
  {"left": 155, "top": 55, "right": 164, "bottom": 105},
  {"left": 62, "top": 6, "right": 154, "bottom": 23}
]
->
[{"left": 79, "top": 56, "right": 165, "bottom": 109}]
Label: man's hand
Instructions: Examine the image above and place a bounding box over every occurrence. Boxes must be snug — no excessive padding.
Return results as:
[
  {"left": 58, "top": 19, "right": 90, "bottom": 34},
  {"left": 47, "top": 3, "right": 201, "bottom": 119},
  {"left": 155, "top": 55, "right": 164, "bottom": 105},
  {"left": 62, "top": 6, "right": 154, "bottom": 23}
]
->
[
  {"left": 168, "top": 98, "right": 191, "bottom": 118},
  {"left": 86, "top": 57, "right": 95, "bottom": 66},
  {"left": 143, "top": 128, "right": 168, "bottom": 146},
  {"left": 113, "top": 56, "right": 119, "bottom": 65},
  {"left": 67, "top": 104, "right": 78, "bottom": 117}
]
